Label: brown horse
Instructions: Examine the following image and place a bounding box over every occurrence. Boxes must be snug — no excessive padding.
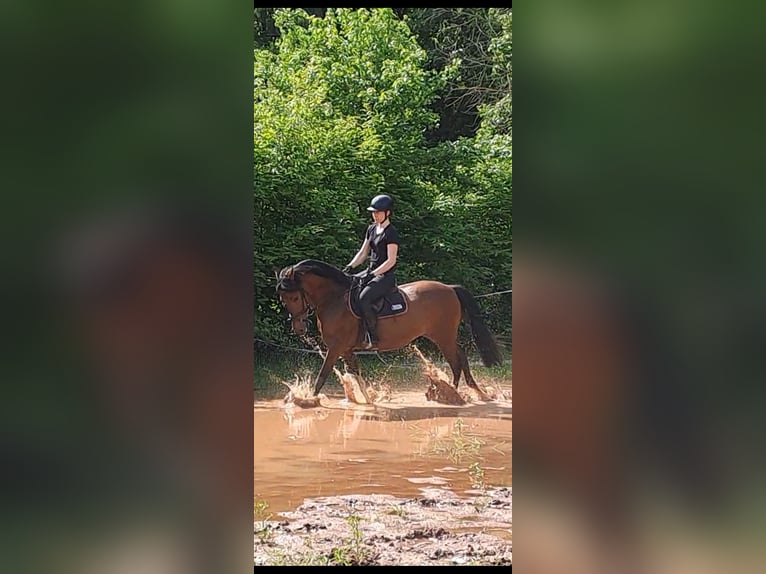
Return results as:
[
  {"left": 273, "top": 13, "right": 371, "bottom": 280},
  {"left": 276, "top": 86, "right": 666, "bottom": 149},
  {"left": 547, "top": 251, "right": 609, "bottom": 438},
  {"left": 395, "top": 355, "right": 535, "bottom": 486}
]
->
[{"left": 276, "top": 259, "right": 504, "bottom": 396}]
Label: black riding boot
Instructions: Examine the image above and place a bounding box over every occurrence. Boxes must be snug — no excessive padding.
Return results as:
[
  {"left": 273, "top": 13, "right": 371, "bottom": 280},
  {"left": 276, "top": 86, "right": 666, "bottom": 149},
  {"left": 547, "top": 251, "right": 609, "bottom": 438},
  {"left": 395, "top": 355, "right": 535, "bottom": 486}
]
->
[{"left": 362, "top": 311, "right": 378, "bottom": 348}]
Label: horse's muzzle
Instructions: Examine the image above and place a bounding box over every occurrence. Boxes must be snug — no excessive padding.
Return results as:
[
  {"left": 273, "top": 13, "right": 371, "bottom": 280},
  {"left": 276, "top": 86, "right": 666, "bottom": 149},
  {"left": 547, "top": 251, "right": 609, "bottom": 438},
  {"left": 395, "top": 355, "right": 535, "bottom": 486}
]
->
[{"left": 291, "top": 318, "right": 307, "bottom": 336}]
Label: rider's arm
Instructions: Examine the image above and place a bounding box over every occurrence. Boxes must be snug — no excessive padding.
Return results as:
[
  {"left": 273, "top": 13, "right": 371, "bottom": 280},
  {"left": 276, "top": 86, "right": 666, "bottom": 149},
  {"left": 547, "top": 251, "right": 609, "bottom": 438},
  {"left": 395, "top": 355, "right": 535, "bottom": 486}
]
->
[
  {"left": 372, "top": 244, "right": 398, "bottom": 276},
  {"left": 347, "top": 237, "right": 371, "bottom": 268}
]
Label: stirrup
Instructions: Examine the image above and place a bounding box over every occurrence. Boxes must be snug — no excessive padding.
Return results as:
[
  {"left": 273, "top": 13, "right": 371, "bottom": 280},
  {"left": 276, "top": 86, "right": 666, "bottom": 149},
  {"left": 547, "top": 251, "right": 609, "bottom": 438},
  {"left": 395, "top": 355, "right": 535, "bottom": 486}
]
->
[{"left": 362, "top": 331, "right": 378, "bottom": 349}]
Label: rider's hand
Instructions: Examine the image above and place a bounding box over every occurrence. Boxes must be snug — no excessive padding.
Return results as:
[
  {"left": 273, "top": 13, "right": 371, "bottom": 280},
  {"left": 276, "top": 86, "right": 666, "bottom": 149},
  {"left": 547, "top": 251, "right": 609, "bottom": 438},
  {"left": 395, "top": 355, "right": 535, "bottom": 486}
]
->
[{"left": 353, "top": 268, "right": 370, "bottom": 283}]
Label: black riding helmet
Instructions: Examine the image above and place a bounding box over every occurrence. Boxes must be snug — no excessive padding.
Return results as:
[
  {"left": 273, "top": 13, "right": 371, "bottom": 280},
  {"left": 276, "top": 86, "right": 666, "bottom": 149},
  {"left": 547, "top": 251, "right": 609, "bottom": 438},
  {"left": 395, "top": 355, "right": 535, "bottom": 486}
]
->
[{"left": 367, "top": 194, "right": 393, "bottom": 212}]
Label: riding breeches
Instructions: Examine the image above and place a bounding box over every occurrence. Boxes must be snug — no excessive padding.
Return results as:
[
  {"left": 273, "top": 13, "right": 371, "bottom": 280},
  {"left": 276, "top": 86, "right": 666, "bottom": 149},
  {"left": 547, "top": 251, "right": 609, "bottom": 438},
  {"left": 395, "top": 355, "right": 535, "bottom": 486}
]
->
[{"left": 359, "top": 272, "right": 395, "bottom": 316}]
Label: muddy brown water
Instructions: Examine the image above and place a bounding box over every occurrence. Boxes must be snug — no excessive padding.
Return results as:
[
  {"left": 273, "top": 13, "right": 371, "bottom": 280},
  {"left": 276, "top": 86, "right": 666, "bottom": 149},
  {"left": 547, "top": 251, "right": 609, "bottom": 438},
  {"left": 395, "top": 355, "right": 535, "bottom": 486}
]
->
[
  {"left": 254, "top": 387, "right": 512, "bottom": 565},
  {"left": 253, "top": 390, "right": 512, "bottom": 515}
]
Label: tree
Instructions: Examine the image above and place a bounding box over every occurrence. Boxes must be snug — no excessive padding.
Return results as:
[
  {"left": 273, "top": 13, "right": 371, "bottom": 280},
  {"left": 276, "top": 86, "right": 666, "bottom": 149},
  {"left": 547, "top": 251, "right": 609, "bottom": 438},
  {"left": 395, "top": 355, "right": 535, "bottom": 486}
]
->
[{"left": 254, "top": 8, "right": 512, "bottom": 348}]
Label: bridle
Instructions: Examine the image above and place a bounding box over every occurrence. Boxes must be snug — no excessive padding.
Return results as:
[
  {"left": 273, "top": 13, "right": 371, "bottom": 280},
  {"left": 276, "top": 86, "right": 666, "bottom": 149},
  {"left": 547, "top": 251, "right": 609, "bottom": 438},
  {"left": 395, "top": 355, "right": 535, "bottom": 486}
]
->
[
  {"left": 288, "top": 289, "right": 314, "bottom": 323},
  {"left": 275, "top": 266, "right": 349, "bottom": 354},
  {"left": 276, "top": 266, "right": 314, "bottom": 325},
  {"left": 283, "top": 288, "right": 322, "bottom": 350}
]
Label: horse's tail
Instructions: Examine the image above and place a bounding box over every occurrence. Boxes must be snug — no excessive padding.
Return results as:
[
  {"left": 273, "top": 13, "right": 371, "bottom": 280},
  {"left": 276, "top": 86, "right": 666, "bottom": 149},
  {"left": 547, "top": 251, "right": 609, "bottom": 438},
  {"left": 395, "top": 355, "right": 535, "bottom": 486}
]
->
[{"left": 452, "top": 285, "right": 504, "bottom": 367}]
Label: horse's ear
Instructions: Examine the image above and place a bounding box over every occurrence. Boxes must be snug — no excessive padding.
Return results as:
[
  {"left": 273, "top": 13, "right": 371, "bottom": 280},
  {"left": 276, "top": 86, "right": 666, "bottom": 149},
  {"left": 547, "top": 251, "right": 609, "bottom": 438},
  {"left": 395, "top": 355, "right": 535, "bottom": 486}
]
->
[{"left": 273, "top": 267, "right": 281, "bottom": 280}]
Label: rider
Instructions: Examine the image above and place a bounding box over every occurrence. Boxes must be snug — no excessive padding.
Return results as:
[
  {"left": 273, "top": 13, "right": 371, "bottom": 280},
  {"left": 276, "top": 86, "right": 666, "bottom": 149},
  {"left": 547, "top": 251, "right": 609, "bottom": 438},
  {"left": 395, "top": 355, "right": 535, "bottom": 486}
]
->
[{"left": 343, "top": 194, "right": 399, "bottom": 348}]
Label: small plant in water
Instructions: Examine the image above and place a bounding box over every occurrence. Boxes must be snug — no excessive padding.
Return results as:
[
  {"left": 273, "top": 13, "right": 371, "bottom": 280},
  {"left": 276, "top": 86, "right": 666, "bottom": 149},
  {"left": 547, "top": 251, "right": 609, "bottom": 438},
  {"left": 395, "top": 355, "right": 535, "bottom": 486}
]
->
[
  {"left": 427, "top": 418, "right": 485, "bottom": 464},
  {"left": 468, "top": 462, "right": 487, "bottom": 490},
  {"left": 468, "top": 462, "right": 492, "bottom": 513},
  {"left": 253, "top": 500, "right": 273, "bottom": 543},
  {"left": 254, "top": 499, "right": 272, "bottom": 521},
  {"left": 254, "top": 499, "right": 274, "bottom": 544},
  {"left": 266, "top": 549, "right": 329, "bottom": 566},
  {"left": 350, "top": 513, "right": 370, "bottom": 552},
  {"left": 386, "top": 504, "right": 408, "bottom": 518},
  {"left": 328, "top": 509, "right": 377, "bottom": 565}
]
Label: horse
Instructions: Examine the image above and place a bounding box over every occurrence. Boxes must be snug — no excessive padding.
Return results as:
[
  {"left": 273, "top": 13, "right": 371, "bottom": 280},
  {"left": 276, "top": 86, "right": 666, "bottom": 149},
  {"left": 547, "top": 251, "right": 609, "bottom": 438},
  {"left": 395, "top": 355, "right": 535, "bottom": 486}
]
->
[{"left": 275, "top": 259, "right": 504, "bottom": 397}]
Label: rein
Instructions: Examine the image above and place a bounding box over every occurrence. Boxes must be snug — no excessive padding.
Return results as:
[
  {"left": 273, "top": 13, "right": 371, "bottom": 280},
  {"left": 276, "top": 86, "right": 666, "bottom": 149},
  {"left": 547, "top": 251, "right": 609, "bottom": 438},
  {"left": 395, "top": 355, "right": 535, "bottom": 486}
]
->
[
  {"left": 284, "top": 287, "right": 324, "bottom": 353},
  {"left": 279, "top": 266, "right": 361, "bottom": 336},
  {"left": 289, "top": 290, "right": 315, "bottom": 322}
]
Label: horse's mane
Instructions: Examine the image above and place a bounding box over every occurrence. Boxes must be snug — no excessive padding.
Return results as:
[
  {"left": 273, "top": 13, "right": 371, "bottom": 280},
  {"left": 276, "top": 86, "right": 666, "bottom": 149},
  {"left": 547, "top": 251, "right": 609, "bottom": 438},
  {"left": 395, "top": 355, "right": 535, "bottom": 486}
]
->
[{"left": 277, "top": 259, "right": 350, "bottom": 291}]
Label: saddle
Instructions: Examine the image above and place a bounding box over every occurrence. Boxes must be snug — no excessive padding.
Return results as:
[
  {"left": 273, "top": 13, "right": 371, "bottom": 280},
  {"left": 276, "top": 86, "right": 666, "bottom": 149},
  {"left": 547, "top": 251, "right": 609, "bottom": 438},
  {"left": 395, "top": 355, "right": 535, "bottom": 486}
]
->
[{"left": 348, "top": 274, "right": 409, "bottom": 319}]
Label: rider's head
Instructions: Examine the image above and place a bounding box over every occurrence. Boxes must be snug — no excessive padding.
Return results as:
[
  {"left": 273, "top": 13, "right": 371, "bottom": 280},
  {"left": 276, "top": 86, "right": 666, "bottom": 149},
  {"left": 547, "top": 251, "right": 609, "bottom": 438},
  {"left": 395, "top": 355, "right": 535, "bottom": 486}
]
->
[{"left": 367, "top": 194, "right": 393, "bottom": 222}]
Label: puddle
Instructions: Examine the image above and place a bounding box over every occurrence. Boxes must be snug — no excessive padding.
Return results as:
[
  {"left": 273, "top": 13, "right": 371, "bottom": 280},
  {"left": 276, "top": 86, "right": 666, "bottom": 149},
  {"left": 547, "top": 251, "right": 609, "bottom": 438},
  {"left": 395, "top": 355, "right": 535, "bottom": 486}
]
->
[
  {"left": 453, "top": 526, "right": 513, "bottom": 541},
  {"left": 405, "top": 476, "right": 450, "bottom": 485},
  {"left": 254, "top": 392, "right": 512, "bottom": 515}
]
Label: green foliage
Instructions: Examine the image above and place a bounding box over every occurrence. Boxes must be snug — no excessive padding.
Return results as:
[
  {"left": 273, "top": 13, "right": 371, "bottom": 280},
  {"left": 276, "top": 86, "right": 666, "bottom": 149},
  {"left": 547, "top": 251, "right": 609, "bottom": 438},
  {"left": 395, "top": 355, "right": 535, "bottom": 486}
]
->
[
  {"left": 253, "top": 499, "right": 274, "bottom": 544},
  {"left": 405, "top": 8, "right": 512, "bottom": 140},
  {"left": 254, "top": 8, "right": 511, "bottom": 348},
  {"left": 329, "top": 511, "right": 375, "bottom": 566}
]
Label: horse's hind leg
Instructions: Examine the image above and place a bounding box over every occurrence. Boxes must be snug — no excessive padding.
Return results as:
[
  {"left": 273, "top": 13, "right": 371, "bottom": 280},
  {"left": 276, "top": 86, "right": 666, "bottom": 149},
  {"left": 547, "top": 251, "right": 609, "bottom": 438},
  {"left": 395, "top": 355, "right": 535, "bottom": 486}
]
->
[
  {"left": 457, "top": 344, "right": 479, "bottom": 391},
  {"left": 431, "top": 336, "right": 462, "bottom": 389},
  {"left": 458, "top": 344, "right": 491, "bottom": 400}
]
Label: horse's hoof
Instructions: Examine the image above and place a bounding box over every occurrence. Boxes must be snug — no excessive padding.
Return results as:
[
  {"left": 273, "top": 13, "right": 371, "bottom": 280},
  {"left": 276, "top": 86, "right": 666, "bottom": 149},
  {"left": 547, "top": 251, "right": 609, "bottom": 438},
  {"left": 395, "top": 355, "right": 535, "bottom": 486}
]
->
[{"left": 291, "top": 395, "right": 323, "bottom": 409}]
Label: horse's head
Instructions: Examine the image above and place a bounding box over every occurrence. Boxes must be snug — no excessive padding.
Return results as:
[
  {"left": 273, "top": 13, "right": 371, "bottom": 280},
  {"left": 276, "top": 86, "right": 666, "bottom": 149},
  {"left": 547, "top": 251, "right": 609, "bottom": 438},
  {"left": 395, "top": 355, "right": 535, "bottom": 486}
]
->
[
  {"left": 275, "top": 260, "right": 350, "bottom": 337},
  {"left": 275, "top": 265, "right": 310, "bottom": 336}
]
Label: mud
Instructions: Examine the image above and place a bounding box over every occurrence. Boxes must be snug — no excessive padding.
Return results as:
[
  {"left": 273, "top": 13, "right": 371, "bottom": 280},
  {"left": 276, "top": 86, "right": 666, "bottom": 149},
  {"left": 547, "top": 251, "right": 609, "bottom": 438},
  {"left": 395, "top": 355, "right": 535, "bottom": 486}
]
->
[{"left": 254, "top": 486, "right": 512, "bottom": 566}]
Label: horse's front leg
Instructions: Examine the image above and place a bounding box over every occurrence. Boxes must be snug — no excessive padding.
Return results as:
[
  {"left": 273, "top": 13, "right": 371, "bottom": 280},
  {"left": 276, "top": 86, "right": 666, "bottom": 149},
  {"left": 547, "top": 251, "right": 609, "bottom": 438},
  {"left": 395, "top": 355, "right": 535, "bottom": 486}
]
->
[
  {"left": 342, "top": 351, "right": 361, "bottom": 377},
  {"left": 314, "top": 348, "right": 342, "bottom": 395},
  {"left": 341, "top": 349, "right": 375, "bottom": 404}
]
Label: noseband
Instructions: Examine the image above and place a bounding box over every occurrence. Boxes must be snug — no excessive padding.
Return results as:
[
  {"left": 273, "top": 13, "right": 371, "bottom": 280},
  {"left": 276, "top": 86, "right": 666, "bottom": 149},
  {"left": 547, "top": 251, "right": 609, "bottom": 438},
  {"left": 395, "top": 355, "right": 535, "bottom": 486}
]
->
[{"left": 288, "top": 289, "right": 314, "bottom": 322}]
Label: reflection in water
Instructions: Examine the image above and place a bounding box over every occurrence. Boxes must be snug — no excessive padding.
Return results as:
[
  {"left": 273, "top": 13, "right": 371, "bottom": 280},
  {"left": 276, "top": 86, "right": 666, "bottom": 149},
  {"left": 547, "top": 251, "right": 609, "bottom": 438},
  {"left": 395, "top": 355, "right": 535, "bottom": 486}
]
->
[
  {"left": 254, "top": 394, "right": 512, "bottom": 515},
  {"left": 334, "top": 409, "right": 365, "bottom": 443},
  {"left": 282, "top": 407, "right": 329, "bottom": 440}
]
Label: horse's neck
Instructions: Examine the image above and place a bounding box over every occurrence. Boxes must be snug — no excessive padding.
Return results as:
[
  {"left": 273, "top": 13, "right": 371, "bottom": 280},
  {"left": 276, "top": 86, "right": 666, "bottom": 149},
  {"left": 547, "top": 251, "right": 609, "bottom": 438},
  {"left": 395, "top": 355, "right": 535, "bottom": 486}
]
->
[{"left": 302, "top": 277, "right": 346, "bottom": 312}]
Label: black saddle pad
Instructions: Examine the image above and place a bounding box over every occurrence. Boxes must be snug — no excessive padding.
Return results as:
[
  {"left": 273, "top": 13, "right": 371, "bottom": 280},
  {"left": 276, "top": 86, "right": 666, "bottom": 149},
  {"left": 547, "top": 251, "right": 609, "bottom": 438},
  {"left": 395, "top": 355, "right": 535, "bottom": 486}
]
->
[{"left": 349, "top": 285, "right": 409, "bottom": 319}]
